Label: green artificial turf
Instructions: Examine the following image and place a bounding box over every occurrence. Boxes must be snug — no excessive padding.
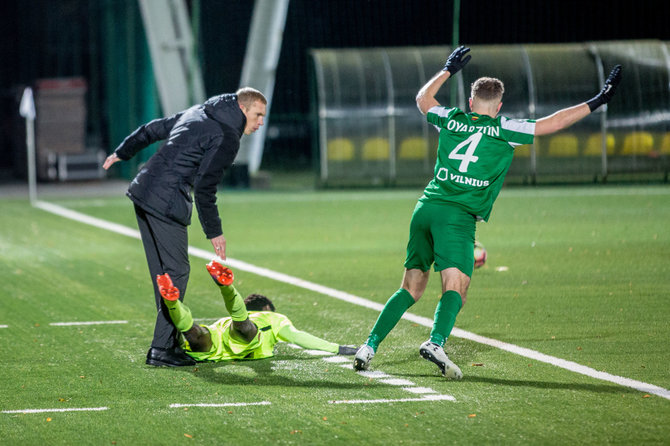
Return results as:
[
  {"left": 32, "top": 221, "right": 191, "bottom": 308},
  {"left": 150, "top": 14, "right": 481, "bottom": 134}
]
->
[{"left": 1, "top": 184, "right": 669, "bottom": 444}]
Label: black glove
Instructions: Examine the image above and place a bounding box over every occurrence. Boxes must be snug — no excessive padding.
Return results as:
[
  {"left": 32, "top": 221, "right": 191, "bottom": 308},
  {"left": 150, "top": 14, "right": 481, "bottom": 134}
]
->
[
  {"left": 338, "top": 345, "right": 357, "bottom": 355},
  {"left": 586, "top": 65, "right": 622, "bottom": 112},
  {"left": 443, "top": 46, "right": 472, "bottom": 75}
]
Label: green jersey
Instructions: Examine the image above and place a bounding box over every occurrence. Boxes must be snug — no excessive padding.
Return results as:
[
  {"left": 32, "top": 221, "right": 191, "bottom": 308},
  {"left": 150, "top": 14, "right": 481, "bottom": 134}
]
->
[
  {"left": 183, "top": 311, "right": 339, "bottom": 362},
  {"left": 420, "top": 106, "right": 535, "bottom": 221}
]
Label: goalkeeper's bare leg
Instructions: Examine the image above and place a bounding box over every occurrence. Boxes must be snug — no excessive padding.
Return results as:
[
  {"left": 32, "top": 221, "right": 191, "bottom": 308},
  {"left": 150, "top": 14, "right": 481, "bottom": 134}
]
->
[
  {"left": 206, "top": 260, "right": 258, "bottom": 342},
  {"left": 156, "top": 273, "right": 212, "bottom": 352}
]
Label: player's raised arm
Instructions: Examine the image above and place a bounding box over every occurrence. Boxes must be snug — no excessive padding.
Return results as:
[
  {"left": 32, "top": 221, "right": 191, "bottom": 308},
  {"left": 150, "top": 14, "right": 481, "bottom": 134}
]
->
[
  {"left": 535, "top": 65, "right": 622, "bottom": 136},
  {"left": 416, "top": 46, "right": 471, "bottom": 115}
]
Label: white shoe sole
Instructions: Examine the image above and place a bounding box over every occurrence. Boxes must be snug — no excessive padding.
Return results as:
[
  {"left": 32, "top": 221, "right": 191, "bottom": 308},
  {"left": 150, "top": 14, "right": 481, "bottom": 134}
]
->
[
  {"left": 353, "top": 346, "right": 374, "bottom": 371},
  {"left": 419, "top": 346, "right": 463, "bottom": 380}
]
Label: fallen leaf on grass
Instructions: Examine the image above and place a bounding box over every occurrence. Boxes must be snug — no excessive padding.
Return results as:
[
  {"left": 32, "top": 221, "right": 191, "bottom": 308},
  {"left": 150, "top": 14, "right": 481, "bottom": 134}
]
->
[
  {"left": 471, "top": 363, "right": 484, "bottom": 367},
  {"left": 468, "top": 414, "right": 477, "bottom": 418},
  {"left": 643, "top": 394, "right": 651, "bottom": 398},
  {"left": 184, "top": 433, "right": 193, "bottom": 438}
]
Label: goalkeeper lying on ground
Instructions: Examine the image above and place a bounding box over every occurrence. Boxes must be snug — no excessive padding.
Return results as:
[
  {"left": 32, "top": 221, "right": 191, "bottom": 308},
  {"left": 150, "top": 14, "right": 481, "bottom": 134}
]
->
[{"left": 155, "top": 260, "right": 357, "bottom": 363}]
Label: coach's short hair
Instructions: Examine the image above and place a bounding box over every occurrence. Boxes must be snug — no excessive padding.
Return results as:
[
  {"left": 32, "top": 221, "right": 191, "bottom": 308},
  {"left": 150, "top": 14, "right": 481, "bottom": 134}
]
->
[
  {"left": 471, "top": 77, "right": 505, "bottom": 102},
  {"left": 244, "top": 294, "right": 275, "bottom": 312},
  {"left": 236, "top": 87, "right": 267, "bottom": 108}
]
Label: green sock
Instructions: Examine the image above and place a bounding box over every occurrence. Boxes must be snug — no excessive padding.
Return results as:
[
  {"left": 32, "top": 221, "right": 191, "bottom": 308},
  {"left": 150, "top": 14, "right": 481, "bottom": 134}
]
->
[
  {"left": 366, "top": 288, "right": 415, "bottom": 351},
  {"left": 429, "top": 290, "right": 463, "bottom": 347},
  {"left": 163, "top": 299, "right": 194, "bottom": 332},
  {"left": 219, "top": 285, "right": 249, "bottom": 322}
]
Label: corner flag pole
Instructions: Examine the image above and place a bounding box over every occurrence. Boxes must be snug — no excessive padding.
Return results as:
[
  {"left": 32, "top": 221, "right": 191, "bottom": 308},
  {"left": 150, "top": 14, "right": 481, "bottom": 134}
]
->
[{"left": 19, "top": 87, "right": 37, "bottom": 205}]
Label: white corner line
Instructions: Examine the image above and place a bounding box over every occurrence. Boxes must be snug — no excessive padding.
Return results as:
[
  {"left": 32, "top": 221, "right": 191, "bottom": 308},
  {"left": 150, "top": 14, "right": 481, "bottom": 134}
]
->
[{"left": 33, "top": 200, "right": 670, "bottom": 401}]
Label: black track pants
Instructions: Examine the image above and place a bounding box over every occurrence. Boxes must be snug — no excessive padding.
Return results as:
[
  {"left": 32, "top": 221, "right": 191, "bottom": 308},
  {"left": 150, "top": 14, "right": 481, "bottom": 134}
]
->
[{"left": 134, "top": 204, "right": 190, "bottom": 350}]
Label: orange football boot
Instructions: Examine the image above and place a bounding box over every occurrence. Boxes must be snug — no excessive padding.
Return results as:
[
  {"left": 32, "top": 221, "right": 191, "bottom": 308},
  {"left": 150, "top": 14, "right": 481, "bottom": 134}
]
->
[
  {"left": 206, "top": 260, "right": 234, "bottom": 286},
  {"left": 156, "top": 273, "right": 180, "bottom": 301}
]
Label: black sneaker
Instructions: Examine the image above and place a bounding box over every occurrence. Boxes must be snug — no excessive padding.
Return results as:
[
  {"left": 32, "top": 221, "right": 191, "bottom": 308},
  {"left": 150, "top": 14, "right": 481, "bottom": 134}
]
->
[{"left": 146, "top": 347, "right": 196, "bottom": 367}]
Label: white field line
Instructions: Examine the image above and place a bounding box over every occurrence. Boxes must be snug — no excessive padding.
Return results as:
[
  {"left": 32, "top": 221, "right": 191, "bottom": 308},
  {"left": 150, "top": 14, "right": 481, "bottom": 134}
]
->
[
  {"left": 286, "top": 344, "right": 451, "bottom": 403},
  {"left": 0, "top": 325, "right": 8, "bottom": 328},
  {"left": 2, "top": 407, "right": 108, "bottom": 414},
  {"left": 170, "top": 402, "right": 271, "bottom": 408},
  {"left": 330, "top": 395, "right": 455, "bottom": 404},
  {"left": 288, "top": 343, "right": 456, "bottom": 404},
  {"left": 34, "top": 200, "right": 670, "bottom": 401},
  {"left": 50, "top": 320, "right": 128, "bottom": 326}
]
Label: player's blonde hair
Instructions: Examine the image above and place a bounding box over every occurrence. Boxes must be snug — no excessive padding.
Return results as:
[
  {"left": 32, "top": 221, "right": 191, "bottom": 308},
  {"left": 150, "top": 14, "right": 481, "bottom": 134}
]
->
[
  {"left": 470, "top": 77, "right": 505, "bottom": 103},
  {"left": 236, "top": 87, "right": 267, "bottom": 108}
]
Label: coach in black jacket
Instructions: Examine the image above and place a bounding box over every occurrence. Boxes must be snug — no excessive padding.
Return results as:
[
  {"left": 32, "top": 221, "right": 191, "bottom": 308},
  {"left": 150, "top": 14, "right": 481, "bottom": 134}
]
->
[{"left": 103, "top": 87, "right": 267, "bottom": 367}]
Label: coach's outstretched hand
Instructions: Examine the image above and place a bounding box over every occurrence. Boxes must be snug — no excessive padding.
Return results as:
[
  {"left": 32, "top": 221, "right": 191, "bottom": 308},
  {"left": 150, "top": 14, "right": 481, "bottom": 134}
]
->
[
  {"left": 586, "top": 64, "right": 622, "bottom": 112},
  {"left": 443, "top": 45, "right": 471, "bottom": 75}
]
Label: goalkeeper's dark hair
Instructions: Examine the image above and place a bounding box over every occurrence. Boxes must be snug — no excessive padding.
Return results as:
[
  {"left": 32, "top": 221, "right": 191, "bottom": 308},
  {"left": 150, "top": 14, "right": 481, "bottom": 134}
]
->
[{"left": 244, "top": 294, "right": 275, "bottom": 312}]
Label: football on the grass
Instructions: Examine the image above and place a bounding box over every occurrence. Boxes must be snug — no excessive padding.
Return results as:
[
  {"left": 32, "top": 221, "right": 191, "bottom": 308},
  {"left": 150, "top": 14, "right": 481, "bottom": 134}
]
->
[{"left": 474, "top": 241, "right": 487, "bottom": 268}]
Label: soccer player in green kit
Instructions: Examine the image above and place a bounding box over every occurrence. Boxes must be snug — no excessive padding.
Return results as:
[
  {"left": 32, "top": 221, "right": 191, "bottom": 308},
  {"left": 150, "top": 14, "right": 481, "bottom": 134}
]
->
[
  {"left": 354, "top": 46, "right": 622, "bottom": 379},
  {"left": 156, "top": 261, "right": 357, "bottom": 362}
]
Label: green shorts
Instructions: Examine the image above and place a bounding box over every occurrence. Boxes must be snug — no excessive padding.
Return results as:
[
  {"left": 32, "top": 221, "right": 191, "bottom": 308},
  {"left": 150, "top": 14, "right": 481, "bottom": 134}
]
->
[{"left": 404, "top": 200, "right": 476, "bottom": 277}]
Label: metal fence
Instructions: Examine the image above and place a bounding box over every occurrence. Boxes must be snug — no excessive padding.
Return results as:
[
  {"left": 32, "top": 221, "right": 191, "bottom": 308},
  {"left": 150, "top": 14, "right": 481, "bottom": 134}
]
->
[{"left": 311, "top": 40, "right": 670, "bottom": 186}]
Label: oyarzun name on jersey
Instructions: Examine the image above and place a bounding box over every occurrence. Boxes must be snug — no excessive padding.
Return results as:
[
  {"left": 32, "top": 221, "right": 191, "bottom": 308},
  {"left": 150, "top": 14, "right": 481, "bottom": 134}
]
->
[
  {"left": 446, "top": 120, "right": 500, "bottom": 137},
  {"left": 437, "top": 167, "right": 489, "bottom": 187}
]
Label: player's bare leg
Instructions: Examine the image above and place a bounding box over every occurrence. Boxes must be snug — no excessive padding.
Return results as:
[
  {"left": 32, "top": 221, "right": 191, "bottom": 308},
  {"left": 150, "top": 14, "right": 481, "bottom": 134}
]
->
[
  {"left": 206, "top": 261, "right": 258, "bottom": 343},
  {"left": 418, "top": 267, "right": 469, "bottom": 379},
  {"left": 354, "top": 269, "right": 429, "bottom": 371},
  {"left": 156, "top": 273, "right": 213, "bottom": 353}
]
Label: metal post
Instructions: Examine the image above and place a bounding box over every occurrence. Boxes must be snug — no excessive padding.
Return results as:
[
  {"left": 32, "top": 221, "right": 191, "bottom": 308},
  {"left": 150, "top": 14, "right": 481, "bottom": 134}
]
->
[
  {"left": 20, "top": 87, "right": 37, "bottom": 205},
  {"left": 237, "top": 0, "right": 290, "bottom": 177}
]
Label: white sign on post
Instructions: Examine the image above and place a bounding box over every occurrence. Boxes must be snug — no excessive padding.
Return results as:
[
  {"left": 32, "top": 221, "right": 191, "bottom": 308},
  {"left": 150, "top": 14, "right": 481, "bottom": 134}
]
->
[{"left": 20, "top": 87, "right": 37, "bottom": 205}]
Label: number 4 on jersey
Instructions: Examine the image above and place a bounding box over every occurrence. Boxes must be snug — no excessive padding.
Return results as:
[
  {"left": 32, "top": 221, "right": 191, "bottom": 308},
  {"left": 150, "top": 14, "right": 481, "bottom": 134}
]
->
[{"left": 449, "top": 132, "right": 482, "bottom": 172}]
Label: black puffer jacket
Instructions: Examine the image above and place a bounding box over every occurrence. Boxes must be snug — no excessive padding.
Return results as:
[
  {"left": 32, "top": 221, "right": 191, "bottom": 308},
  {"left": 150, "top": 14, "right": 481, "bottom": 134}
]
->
[{"left": 114, "top": 94, "right": 246, "bottom": 239}]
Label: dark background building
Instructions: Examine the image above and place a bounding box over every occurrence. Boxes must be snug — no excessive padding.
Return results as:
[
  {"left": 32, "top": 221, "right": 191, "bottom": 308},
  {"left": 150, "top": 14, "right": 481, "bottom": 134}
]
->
[{"left": 1, "top": 0, "right": 667, "bottom": 181}]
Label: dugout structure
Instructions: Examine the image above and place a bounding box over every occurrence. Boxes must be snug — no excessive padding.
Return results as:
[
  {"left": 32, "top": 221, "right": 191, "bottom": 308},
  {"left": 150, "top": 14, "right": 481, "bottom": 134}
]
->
[{"left": 310, "top": 40, "right": 670, "bottom": 186}]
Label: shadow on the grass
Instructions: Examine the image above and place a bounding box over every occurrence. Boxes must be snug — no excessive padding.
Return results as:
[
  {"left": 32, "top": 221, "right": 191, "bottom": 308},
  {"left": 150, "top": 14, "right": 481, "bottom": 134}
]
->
[
  {"left": 368, "top": 356, "right": 641, "bottom": 396},
  {"left": 459, "top": 375, "right": 641, "bottom": 395},
  {"left": 389, "top": 367, "right": 641, "bottom": 395},
  {"left": 176, "top": 355, "right": 363, "bottom": 389}
]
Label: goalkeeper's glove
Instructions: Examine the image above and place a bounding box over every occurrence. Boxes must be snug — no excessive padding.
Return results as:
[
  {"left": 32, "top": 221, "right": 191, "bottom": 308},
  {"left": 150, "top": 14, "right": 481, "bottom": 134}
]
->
[
  {"left": 586, "top": 65, "right": 622, "bottom": 112},
  {"left": 443, "top": 45, "right": 471, "bottom": 75},
  {"left": 338, "top": 345, "right": 358, "bottom": 355}
]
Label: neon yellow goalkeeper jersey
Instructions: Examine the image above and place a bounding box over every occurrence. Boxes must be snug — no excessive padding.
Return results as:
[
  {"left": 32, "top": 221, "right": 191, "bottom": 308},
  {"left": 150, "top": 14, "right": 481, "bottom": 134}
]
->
[
  {"left": 183, "top": 311, "right": 339, "bottom": 362},
  {"left": 420, "top": 106, "right": 535, "bottom": 221}
]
